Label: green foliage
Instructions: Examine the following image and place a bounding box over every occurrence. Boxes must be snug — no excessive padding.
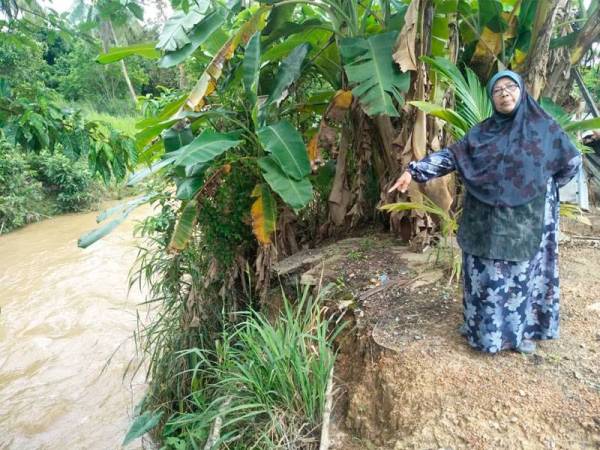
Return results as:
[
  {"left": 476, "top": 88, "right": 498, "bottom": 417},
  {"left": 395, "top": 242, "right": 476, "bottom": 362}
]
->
[
  {"left": 341, "top": 31, "right": 411, "bottom": 116},
  {"left": 0, "top": 141, "right": 44, "bottom": 233},
  {"left": 0, "top": 30, "right": 48, "bottom": 88},
  {"left": 164, "top": 288, "right": 340, "bottom": 449},
  {"left": 123, "top": 411, "right": 164, "bottom": 445},
  {"left": 78, "top": 194, "right": 155, "bottom": 248},
  {"left": 0, "top": 139, "right": 102, "bottom": 232},
  {"left": 1, "top": 84, "right": 137, "bottom": 183},
  {"left": 96, "top": 42, "right": 160, "bottom": 63},
  {"left": 28, "top": 151, "right": 96, "bottom": 213},
  {"left": 138, "top": 88, "right": 182, "bottom": 119},
  {"left": 55, "top": 41, "right": 147, "bottom": 112},
  {"left": 80, "top": 108, "right": 139, "bottom": 136},
  {"left": 197, "top": 162, "right": 257, "bottom": 267}
]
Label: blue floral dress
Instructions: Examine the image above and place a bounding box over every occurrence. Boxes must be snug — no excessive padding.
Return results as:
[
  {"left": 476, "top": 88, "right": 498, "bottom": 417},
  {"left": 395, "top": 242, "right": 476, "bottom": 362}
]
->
[{"left": 408, "top": 149, "right": 582, "bottom": 353}]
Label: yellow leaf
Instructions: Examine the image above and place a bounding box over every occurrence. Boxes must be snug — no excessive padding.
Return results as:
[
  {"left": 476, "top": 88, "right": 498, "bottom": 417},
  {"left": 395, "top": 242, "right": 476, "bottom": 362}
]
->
[
  {"left": 251, "top": 184, "right": 277, "bottom": 245},
  {"left": 472, "top": 26, "right": 502, "bottom": 60},
  {"left": 307, "top": 134, "right": 320, "bottom": 162},
  {"left": 174, "top": 6, "right": 272, "bottom": 117},
  {"left": 333, "top": 90, "right": 353, "bottom": 109},
  {"left": 511, "top": 48, "right": 527, "bottom": 68}
]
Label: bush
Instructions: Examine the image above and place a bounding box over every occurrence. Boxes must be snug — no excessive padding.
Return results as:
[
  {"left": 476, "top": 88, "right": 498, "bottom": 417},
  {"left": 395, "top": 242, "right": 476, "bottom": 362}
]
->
[
  {"left": 27, "top": 150, "right": 96, "bottom": 213},
  {"left": 0, "top": 141, "right": 44, "bottom": 233}
]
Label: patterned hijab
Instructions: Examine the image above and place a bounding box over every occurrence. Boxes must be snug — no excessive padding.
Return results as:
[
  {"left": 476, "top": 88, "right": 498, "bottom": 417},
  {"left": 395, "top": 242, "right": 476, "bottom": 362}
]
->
[{"left": 449, "top": 70, "right": 580, "bottom": 207}]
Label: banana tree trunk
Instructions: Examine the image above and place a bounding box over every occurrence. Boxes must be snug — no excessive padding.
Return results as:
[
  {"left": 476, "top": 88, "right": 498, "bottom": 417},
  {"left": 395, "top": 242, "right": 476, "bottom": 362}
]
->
[
  {"left": 521, "top": 0, "right": 560, "bottom": 99},
  {"left": 543, "top": 1, "right": 600, "bottom": 105}
]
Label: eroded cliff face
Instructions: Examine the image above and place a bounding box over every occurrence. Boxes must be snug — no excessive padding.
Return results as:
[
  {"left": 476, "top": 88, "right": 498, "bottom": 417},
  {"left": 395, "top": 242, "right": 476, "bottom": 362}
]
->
[{"left": 279, "top": 233, "right": 600, "bottom": 450}]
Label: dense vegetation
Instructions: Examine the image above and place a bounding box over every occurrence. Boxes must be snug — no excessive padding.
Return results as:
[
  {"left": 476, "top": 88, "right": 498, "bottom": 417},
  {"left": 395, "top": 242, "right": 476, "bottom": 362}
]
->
[
  {"left": 3, "top": 0, "right": 599, "bottom": 448},
  {"left": 0, "top": 3, "right": 180, "bottom": 231}
]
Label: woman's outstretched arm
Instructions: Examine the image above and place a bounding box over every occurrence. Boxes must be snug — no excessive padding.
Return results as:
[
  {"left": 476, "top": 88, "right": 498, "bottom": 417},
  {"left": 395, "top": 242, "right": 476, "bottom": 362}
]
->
[
  {"left": 407, "top": 148, "right": 456, "bottom": 182},
  {"left": 389, "top": 149, "right": 456, "bottom": 193}
]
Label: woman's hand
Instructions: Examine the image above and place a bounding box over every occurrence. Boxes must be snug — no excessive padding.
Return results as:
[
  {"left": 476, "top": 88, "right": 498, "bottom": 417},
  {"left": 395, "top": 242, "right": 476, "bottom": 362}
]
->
[{"left": 388, "top": 171, "right": 412, "bottom": 193}]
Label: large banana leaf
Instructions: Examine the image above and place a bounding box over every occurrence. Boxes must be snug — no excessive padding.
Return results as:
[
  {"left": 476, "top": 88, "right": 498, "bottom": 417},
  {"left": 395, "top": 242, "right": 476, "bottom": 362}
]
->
[
  {"left": 430, "top": 0, "right": 458, "bottom": 57},
  {"left": 173, "top": 6, "right": 271, "bottom": 116},
  {"left": 341, "top": 31, "right": 410, "bottom": 117},
  {"left": 262, "top": 28, "right": 330, "bottom": 61},
  {"left": 127, "top": 155, "right": 179, "bottom": 186},
  {"left": 168, "top": 200, "right": 198, "bottom": 251},
  {"left": 258, "top": 157, "right": 313, "bottom": 211},
  {"left": 243, "top": 32, "right": 261, "bottom": 102},
  {"left": 163, "top": 126, "right": 194, "bottom": 152},
  {"left": 243, "top": 32, "right": 261, "bottom": 126},
  {"left": 257, "top": 121, "right": 310, "bottom": 181},
  {"left": 97, "top": 43, "right": 160, "bottom": 63},
  {"left": 267, "top": 43, "right": 310, "bottom": 106},
  {"left": 156, "top": 2, "right": 211, "bottom": 51},
  {"left": 158, "top": 8, "right": 227, "bottom": 68},
  {"left": 176, "top": 175, "right": 205, "bottom": 200},
  {"left": 78, "top": 194, "right": 155, "bottom": 248},
  {"left": 174, "top": 130, "right": 242, "bottom": 166}
]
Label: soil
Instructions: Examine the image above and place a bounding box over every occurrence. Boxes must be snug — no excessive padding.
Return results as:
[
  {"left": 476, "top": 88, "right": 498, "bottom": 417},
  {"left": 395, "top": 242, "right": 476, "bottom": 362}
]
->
[{"left": 281, "top": 215, "right": 600, "bottom": 450}]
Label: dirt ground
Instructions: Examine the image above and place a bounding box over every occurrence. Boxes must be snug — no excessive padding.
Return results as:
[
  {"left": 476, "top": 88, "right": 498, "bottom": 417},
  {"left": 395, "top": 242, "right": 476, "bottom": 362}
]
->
[{"left": 281, "top": 217, "right": 600, "bottom": 450}]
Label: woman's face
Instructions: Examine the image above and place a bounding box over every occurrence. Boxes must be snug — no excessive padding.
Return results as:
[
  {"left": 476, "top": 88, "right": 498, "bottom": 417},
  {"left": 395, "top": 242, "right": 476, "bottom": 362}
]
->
[{"left": 492, "top": 77, "right": 521, "bottom": 114}]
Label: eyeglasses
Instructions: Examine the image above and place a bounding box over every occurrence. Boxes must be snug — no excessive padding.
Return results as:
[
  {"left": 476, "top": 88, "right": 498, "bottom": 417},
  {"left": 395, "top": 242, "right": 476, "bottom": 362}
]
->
[{"left": 492, "top": 83, "right": 519, "bottom": 97}]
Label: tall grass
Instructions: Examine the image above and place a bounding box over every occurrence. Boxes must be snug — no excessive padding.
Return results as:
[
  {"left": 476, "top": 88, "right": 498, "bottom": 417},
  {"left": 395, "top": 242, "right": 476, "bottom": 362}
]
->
[
  {"left": 161, "top": 287, "right": 342, "bottom": 449},
  {"left": 82, "top": 108, "right": 139, "bottom": 137}
]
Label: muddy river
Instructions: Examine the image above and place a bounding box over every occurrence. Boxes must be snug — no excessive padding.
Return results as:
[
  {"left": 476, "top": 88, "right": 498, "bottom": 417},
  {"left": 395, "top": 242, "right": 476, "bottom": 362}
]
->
[{"left": 0, "top": 205, "right": 151, "bottom": 449}]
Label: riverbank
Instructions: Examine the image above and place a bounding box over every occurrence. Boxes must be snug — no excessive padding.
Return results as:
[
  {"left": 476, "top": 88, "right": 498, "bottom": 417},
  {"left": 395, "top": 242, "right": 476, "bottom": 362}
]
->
[{"left": 272, "top": 212, "right": 600, "bottom": 449}]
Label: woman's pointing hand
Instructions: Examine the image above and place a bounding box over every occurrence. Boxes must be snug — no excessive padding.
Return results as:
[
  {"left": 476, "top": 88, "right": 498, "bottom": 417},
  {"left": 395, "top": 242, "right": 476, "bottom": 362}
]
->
[{"left": 388, "top": 171, "right": 412, "bottom": 193}]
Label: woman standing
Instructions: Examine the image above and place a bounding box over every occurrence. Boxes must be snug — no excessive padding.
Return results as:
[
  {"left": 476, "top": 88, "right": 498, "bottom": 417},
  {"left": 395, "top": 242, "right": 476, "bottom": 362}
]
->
[{"left": 389, "top": 70, "right": 582, "bottom": 354}]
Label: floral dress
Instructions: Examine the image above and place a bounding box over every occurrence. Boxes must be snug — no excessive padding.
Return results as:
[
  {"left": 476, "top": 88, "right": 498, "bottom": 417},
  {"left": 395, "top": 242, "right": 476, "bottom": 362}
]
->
[{"left": 408, "top": 149, "right": 582, "bottom": 353}]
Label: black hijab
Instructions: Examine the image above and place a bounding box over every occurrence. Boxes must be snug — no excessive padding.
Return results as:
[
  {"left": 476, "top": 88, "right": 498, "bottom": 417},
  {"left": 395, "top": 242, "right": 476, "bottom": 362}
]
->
[{"left": 449, "top": 70, "right": 580, "bottom": 207}]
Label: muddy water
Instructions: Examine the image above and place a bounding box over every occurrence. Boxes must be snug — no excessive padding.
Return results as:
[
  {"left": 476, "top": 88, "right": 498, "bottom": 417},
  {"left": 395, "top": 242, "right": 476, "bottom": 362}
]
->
[{"left": 0, "top": 204, "right": 152, "bottom": 449}]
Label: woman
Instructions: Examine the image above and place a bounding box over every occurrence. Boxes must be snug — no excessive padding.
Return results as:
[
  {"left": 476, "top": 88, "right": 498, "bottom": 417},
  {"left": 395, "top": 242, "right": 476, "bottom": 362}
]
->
[{"left": 389, "top": 70, "right": 582, "bottom": 354}]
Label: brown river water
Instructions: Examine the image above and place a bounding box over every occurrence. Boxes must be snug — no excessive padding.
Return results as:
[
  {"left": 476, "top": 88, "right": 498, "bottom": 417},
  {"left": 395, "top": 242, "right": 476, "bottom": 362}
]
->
[{"left": 0, "top": 204, "right": 152, "bottom": 449}]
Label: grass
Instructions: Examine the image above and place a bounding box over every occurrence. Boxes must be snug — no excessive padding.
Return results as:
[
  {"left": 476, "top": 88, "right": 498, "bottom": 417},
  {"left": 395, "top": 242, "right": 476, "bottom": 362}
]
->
[
  {"left": 164, "top": 286, "right": 342, "bottom": 449},
  {"left": 61, "top": 100, "right": 140, "bottom": 136},
  {"left": 82, "top": 108, "right": 140, "bottom": 137}
]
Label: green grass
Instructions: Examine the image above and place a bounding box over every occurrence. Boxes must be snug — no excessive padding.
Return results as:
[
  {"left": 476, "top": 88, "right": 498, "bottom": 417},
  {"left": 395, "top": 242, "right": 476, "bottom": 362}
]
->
[
  {"left": 82, "top": 109, "right": 139, "bottom": 137},
  {"left": 63, "top": 101, "right": 139, "bottom": 136},
  {"left": 157, "top": 287, "right": 343, "bottom": 449}
]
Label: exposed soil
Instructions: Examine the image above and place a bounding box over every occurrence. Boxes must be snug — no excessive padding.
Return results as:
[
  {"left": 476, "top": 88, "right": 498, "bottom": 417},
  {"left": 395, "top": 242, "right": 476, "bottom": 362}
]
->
[{"left": 282, "top": 215, "right": 600, "bottom": 450}]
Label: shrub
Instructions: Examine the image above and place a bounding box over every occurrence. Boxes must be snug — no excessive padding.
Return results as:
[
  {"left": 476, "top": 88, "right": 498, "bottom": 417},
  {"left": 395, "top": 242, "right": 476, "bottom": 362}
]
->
[
  {"left": 27, "top": 150, "right": 96, "bottom": 213},
  {"left": 0, "top": 141, "right": 44, "bottom": 233}
]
